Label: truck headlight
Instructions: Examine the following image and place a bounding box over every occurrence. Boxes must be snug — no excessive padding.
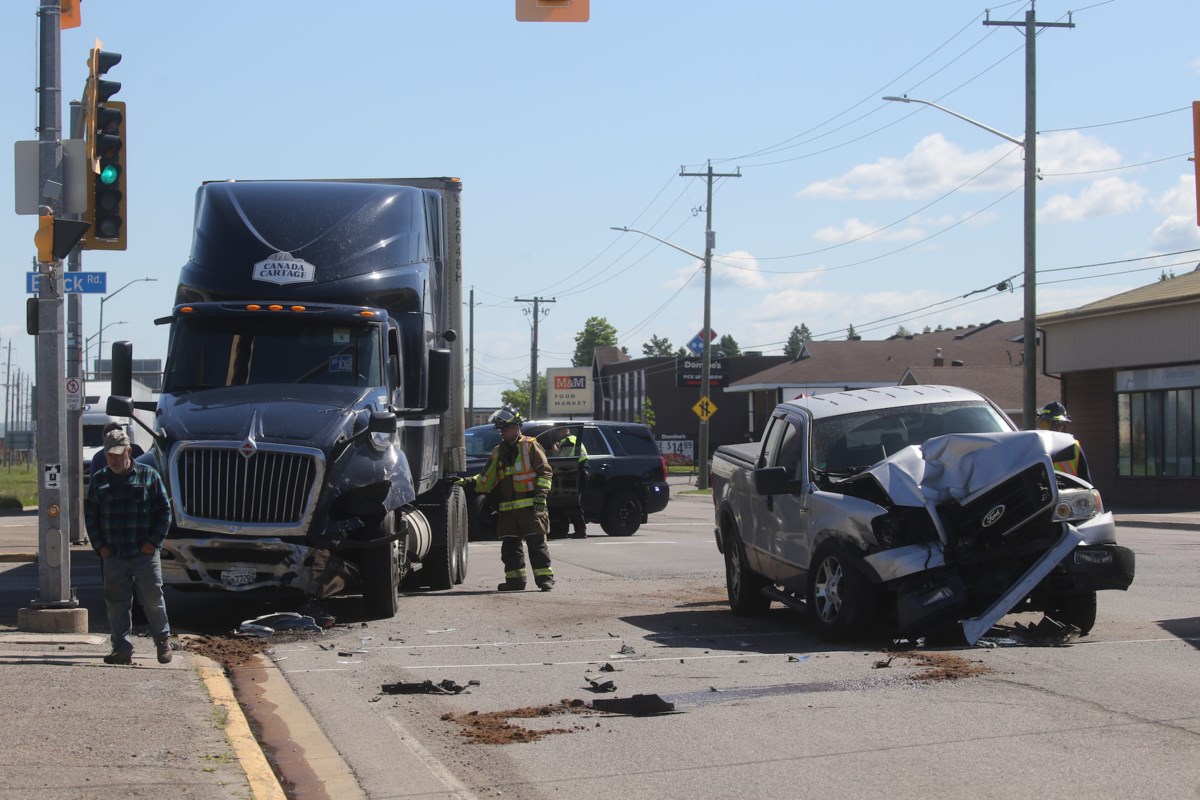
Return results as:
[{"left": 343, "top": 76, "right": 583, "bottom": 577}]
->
[{"left": 1054, "top": 488, "right": 1102, "bottom": 521}]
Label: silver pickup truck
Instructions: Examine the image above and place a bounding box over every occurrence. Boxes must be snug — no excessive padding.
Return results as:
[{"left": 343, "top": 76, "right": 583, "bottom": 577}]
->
[{"left": 710, "top": 385, "right": 1135, "bottom": 644}]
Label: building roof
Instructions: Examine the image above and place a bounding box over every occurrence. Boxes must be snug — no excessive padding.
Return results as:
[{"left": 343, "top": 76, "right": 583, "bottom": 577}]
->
[
  {"left": 728, "top": 337, "right": 1027, "bottom": 392},
  {"left": 1038, "top": 267, "right": 1200, "bottom": 325},
  {"left": 900, "top": 366, "right": 1060, "bottom": 414},
  {"left": 888, "top": 319, "right": 1024, "bottom": 342}
]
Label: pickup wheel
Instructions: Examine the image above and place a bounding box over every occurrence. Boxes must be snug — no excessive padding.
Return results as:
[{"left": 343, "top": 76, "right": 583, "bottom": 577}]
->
[
  {"left": 806, "top": 540, "right": 875, "bottom": 641},
  {"left": 724, "top": 524, "right": 771, "bottom": 616},
  {"left": 1046, "top": 591, "right": 1097, "bottom": 634},
  {"left": 601, "top": 488, "right": 641, "bottom": 536},
  {"left": 361, "top": 512, "right": 400, "bottom": 618}
]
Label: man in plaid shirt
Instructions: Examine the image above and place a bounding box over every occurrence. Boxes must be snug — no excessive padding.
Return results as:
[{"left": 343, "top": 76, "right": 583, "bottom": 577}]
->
[{"left": 84, "top": 428, "right": 174, "bottom": 665}]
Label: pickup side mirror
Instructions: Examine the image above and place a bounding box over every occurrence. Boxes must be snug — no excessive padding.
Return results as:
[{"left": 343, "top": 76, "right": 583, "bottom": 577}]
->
[{"left": 754, "top": 466, "right": 796, "bottom": 496}]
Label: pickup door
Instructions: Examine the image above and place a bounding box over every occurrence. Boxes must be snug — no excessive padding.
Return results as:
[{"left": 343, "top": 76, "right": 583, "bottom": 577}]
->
[{"left": 748, "top": 411, "right": 813, "bottom": 590}]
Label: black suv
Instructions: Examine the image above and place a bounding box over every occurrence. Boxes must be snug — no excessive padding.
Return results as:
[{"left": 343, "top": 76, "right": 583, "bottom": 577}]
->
[{"left": 463, "top": 419, "right": 670, "bottom": 539}]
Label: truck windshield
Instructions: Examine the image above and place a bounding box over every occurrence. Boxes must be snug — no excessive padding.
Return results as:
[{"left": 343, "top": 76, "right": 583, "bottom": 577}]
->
[
  {"left": 812, "top": 401, "right": 1010, "bottom": 472},
  {"left": 163, "top": 315, "right": 382, "bottom": 392}
]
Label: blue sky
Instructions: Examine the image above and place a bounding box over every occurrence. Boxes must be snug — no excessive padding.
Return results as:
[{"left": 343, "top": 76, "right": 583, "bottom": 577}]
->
[{"left": 3, "top": 0, "right": 1198, "bottom": 409}]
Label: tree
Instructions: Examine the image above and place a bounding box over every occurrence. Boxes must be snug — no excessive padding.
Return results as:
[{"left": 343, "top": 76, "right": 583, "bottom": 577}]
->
[
  {"left": 572, "top": 316, "right": 619, "bottom": 367},
  {"left": 783, "top": 324, "right": 812, "bottom": 358},
  {"left": 894, "top": 325, "right": 911, "bottom": 338},
  {"left": 636, "top": 397, "right": 656, "bottom": 430},
  {"left": 500, "top": 378, "right": 546, "bottom": 418},
  {"left": 847, "top": 324, "right": 858, "bottom": 340},
  {"left": 1160, "top": 269, "right": 1176, "bottom": 281},
  {"left": 716, "top": 334, "right": 740, "bottom": 357},
  {"left": 675, "top": 346, "right": 690, "bottom": 357},
  {"left": 642, "top": 334, "right": 674, "bottom": 357}
]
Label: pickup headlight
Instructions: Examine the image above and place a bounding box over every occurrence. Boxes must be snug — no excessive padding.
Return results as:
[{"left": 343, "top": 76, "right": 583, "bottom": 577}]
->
[{"left": 1053, "top": 487, "right": 1103, "bottom": 521}]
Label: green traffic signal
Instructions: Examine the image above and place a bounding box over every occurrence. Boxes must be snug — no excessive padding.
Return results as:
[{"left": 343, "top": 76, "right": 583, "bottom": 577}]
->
[{"left": 99, "top": 164, "right": 120, "bottom": 185}]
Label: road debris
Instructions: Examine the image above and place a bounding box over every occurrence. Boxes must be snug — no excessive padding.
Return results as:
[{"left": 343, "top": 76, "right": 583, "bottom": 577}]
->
[
  {"left": 873, "top": 657, "right": 894, "bottom": 669},
  {"left": 591, "top": 694, "right": 677, "bottom": 716},
  {"left": 381, "top": 679, "right": 470, "bottom": 695},
  {"left": 441, "top": 700, "right": 592, "bottom": 744},
  {"left": 1012, "top": 616, "right": 1080, "bottom": 646},
  {"left": 585, "top": 676, "right": 616, "bottom": 693},
  {"left": 237, "top": 612, "right": 324, "bottom": 636},
  {"left": 598, "top": 662, "right": 620, "bottom": 672},
  {"left": 788, "top": 654, "right": 810, "bottom": 663},
  {"left": 618, "top": 643, "right": 636, "bottom": 655}
]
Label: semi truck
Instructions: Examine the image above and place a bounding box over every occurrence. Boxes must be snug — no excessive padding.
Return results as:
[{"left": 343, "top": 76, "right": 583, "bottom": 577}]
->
[{"left": 109, "top": 178, "right": 469, "bottom": 617}]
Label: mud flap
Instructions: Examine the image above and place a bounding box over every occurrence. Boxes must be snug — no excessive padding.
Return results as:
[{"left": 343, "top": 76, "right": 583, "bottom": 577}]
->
[
  {"left": 300, "top": 548, "right": 360, "bottom": 599},
  {"left": 960, "top": 526, "right": 1084, "bottom": 645}
]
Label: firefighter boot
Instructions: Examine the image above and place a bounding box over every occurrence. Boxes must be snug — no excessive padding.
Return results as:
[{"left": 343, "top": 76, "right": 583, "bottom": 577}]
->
[{"left": 497, "top": 578, "right": 527, "bottom": 592}]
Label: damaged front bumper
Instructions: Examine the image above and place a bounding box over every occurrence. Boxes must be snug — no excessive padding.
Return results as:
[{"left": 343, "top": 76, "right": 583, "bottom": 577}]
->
[{"left": 160, "top": 537, "right": 359, "bottom": 598}]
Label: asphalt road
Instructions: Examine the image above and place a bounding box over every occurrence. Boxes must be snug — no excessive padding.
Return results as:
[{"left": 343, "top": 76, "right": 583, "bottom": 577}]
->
[{"left": 258, "top": 496, "right": 1200, "bottom": 800}]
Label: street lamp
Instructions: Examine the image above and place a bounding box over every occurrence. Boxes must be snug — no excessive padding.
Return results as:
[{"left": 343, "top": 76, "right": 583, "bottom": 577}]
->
[
  {"left": 97, "top": 277, "right": 157, "bottom": 380},
  {"left": 85, "top": 321, "right": 127, "bottom": 379},
  {"left": 883, "top": 95, "right": 1038, "bottom": 428},
  {"left": 611, "top": 226, "right": 716, "bottom": 490}
]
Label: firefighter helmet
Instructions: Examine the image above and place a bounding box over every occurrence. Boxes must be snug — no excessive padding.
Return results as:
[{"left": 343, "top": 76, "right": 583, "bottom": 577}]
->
[
  {"left": 1037, "top": 401, "right": 1071, "bottom": 423},
  {"left": 489, "top": 404, "right": 523, "bottom": 430}
]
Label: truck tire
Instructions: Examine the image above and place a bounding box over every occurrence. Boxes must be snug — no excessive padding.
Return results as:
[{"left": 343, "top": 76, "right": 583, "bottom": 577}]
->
[
  {"left": 467, "top": 494, "right": 496, "bottom": 541},
  {"left": 806, "top": 540, "right": 875, "bottom": 641},
  {"left": 601, "top": 488, "right": 641, "bottom": 536},
  {"left": 1046, "top": 591, "right": 1097, "bottom": 634},
  {"left": 426, "top": 486, "right": 466, "bottom": 591},
  {"left": 725, "top": 523, "right": 772, "bottom": 616},
  {"left": 361, "top": 513, "right": 400, "bottom": 618},
  {"left": 452, "top": 490, "right": 469, "bottom": 586}
]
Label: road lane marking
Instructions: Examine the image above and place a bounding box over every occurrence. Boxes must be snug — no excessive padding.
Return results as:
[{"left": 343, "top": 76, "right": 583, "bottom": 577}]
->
[{"left": 381, "top": 714, "right": 478, "bottom": 800}]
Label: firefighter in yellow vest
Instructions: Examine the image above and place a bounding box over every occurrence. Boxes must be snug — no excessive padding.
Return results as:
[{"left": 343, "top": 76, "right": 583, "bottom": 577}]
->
[
  {"left": 1036, "top": 401, "right": 1092, "bottom": 483},
  {"left": 457, "top": 406, "right": 555, "bottom": 591},
  {"left": 551, "top": 426, "right": 590, "bottom": 538}
]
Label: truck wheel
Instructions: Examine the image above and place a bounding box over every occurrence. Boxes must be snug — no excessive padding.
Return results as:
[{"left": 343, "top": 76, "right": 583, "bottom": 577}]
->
[
  {"left": 601, "top": 488, "right": 641, "bottom": 536},
  {"left": 806, "top": 540, "right": 874, "bottom": 641},
  {"left": 1046, "top": 591, "right": 1097, "bottom": 634},
  {"left": 426, "top": 486, "right": 464, "bottom": 591},
  {"left": 467, "top": 494, "right": 496, "bottom": 541},
  {"left": 725, "top": 523, "right": 771, "bottom": 616},
  {"left": 452, "top": 488, "right": 469, "bottom": 586},
  {"left": 361, "top": 513, "right": 399, "bottom": 618}
]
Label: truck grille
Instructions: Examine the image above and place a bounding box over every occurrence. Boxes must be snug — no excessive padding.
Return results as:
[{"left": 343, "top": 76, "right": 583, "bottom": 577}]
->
[
  {"left": 174, "top": 445, "right": 321, "bottom": 526},
  {"left": 939, "top": 462, "right": 1055, "bottom": 556}
]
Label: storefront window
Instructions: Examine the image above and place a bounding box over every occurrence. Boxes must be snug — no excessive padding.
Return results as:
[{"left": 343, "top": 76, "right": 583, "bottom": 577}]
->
[{"left": 1117, "top": 381, "right": 1200, "bottom": 478}]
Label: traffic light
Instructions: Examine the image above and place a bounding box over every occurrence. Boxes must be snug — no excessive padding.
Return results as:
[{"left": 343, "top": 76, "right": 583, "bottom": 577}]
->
[{"left": 82, "top": 46, "right": 126, "bottom": 250}]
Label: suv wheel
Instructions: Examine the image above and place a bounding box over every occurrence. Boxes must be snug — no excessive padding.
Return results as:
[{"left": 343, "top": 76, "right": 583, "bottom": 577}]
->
[{"left": 601, "top": 488, "right": 641, "bottom": 536}]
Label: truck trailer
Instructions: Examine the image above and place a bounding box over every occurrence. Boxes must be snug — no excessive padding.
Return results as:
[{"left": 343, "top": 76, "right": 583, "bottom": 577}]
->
[{"left": 109, "top": 178, "right": 468, "bottom": 617}]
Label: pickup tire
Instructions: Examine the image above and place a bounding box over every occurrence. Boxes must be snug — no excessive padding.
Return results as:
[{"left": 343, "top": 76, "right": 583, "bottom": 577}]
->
[
  {"left": 806, "top": 540, "right": 875, "bottom": 641},
  {"left": 601, "top": 488, "right": 641, "bottom": 536},
  {"left": 724, "top": 523, "right": 772, "bottom": 616},
  {"left": 361, "top": 512, "right": 400, "bottom": 618},
  {"left": 1046, "top": 590, "right": 1097, "bottom": 634}
]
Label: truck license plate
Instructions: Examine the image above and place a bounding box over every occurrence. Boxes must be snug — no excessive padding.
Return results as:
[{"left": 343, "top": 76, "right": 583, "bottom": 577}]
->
[{"left": 220, "top": 566, "right": 257, "bottom": 587}]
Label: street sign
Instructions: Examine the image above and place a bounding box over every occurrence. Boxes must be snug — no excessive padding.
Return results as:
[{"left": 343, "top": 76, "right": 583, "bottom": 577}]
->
[
  {"left": 26, "top": 271, "right": 107, "bottom": 294},
  {"left": 66, "top": 377, "right": 83, "bottom": 411},
  {"left": 685, "top": 328, "right": 718, "bottom": 356},
  {"left": 693, "top": 395, "right": 717, "bottom": 421}
]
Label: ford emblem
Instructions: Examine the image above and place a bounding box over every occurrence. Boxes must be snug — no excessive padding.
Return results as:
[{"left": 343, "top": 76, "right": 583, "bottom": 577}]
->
[{"left": 981, "top": 504, "right": 1006, "bottom": 528}]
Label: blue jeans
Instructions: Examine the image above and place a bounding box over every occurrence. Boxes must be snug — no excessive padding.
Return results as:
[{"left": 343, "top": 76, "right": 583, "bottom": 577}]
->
[{"left": 102, "top": 551, "right": 170, "bottom": 653}]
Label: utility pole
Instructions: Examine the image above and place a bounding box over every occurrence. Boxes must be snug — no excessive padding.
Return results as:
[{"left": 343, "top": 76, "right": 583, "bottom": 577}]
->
[
  {"left": 514, "top": 296, "right": 555, "bottom": 418},
  {"left": 984, "top": 2, "right": 1074, "bottom": 428},
  {"left": 66, "top": 99, "right": 84, "bottom": 544},
  {"left": 467, "top": 287, "right": 475, "bottom": 425},
  {"left": 679, "top": 161, "right": 740, "bottom": 490},
  {"left": 19, "top": 0, "right": 86, "bottom": 633}
]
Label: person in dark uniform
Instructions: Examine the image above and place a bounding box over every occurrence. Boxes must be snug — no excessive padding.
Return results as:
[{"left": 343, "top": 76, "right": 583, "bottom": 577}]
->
[{"left": 551, "top": 426, "right": 589, "bottom": 538}]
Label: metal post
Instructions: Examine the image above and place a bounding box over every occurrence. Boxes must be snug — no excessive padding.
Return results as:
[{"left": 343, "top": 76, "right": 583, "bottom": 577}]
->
[
  {"left": 679, "top": 162, "right": 740, "bottom": 490},
  {"left": 1021, "top": 7, "right": 1038, "bottom": 429},
  {"left": 66, "top": 99, "right": 83, "bottom": 544},
  {"left": 30, "top": 0, "right": 77, "bottom": 613},
  {"left": 467, "top": 287, "right": 475, "bottom": 425}
]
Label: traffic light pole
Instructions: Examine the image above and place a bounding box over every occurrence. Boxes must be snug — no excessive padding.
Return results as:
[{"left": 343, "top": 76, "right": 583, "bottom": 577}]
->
[{"left": 19, "top": 0, "right": 86, "bottom": 633}]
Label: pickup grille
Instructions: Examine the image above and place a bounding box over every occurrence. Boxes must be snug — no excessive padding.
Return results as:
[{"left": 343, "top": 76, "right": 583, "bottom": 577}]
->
[
  {"left": 174, "top": 445, "right": 321, "bottom": 526},
  {"left": 939, "top": 462, "right": 1056, "bottom": 556}
]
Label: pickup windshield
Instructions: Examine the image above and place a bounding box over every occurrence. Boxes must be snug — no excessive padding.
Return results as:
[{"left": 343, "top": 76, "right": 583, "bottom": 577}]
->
[
  {"left": 163, "top": 315, "right": 383, "bottom": 392},
  {"left": 812, "top": 400, "right": 1009, "bottom": 472}
]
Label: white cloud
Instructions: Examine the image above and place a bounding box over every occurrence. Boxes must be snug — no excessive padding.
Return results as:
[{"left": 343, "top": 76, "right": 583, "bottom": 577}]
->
[
  {"left": 1152, "top": 174, "right": 1197, "bottom": 215},
  {"left": 1148, "top": 176, "right": 1200, "bottom": 252},
  {"left": 811, "top": 218, "right": 925, "bottom": 244},
  {"left": 798, "top": 131, "right": 1123, "bottom": 202},
  {"left": 1038, "top": 177, "right": 1147, "bottom": 224}
]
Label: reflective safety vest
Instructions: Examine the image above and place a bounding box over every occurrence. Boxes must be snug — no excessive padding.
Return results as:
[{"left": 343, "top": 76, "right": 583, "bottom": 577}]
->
[
  {"left": 1054, "top": 447, "right": 1082, "bottom": 476},
  {"left": 556, "top": 435, "right": 588, "bottom": 464},
  {"left": 472, "top": 436, "right": 553, "bottom": 507}
]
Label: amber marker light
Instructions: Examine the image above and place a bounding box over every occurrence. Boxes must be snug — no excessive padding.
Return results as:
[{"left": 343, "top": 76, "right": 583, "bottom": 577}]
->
[
  {"left": 290, "top": 305, "right": 306, "bottom": 312},
  {"left": 180, "top": 306, "right": 194, "bottom": 313},
  {"left": 268, "top": 304, "right": 283, "bottom": 311},
  {"left": 245, "top": 304, "right": 261, "bottom": 311}
]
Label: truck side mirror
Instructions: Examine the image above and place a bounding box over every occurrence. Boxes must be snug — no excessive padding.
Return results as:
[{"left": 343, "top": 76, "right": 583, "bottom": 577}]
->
[
  {"left": 425, "top": 348, "right": 451, "bottom": 415},
  {"left": 754, "top": 466, "right": 794, "bottom": 496},
  {"left": 368, "top": 410, "right": 398, "bottom": 435},
  {"left": 111, "top": 340, "right": 133, "bottom": 398},
  {"left": 107, "top": 395, "right": 134, "bottom": 417}
]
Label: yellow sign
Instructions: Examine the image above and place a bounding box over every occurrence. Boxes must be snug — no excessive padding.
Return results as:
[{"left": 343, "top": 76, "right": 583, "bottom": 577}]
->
[{"left": 693, "top": 396, "right": 717, "bottom": 421}]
